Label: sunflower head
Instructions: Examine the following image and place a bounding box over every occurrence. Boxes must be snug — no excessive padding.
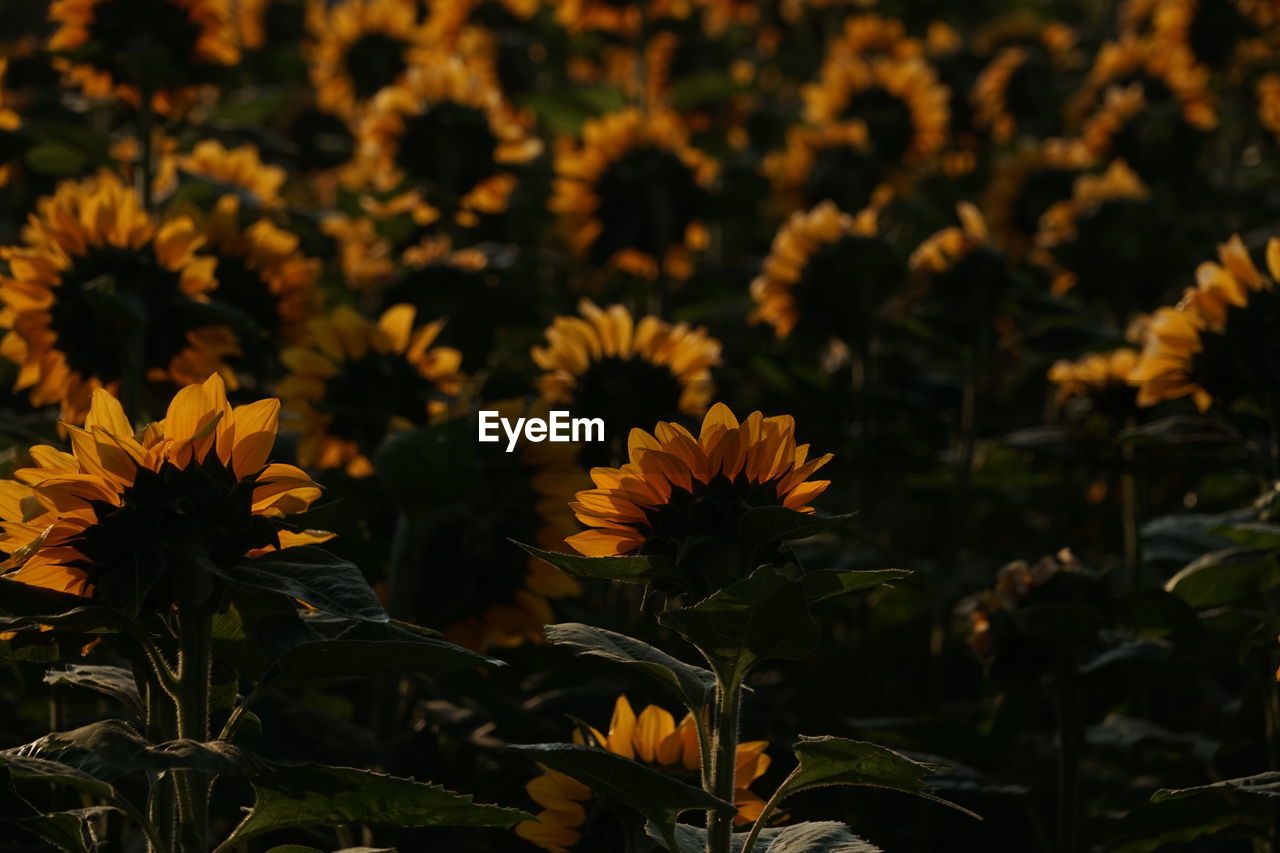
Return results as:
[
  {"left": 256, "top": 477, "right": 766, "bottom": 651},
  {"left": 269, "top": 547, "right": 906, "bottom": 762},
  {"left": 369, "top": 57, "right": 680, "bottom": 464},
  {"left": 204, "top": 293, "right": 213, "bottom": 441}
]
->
[
  {"left": 1048, "top": 347, "right": 1141, "bottom": 416},
  {"left": 0, "top": 169, "right": 237, "bottom": 424},
  {"left": 532, "top": 299, "right": 721, "bottom": 445},
  {"left": 763, "top": 121, "right": 890, "bottom": 215},
  {"left": 278, "top": 304, "right": 464, "bottom": 477},
  {"left": 1130, "top": 235, "right": 1280, "bottom": 411},
  {"left": 567, "top": 403, "right": 832, "bottom": 595},
  {"left": 176, "top": 140, "right": 287, "bottom": 208},
  {"left": 982, "top": 138, "right": 1094, "bottom": 257},
  {"left": 552, "top": 108, "right": 717, "bottom": 280},
  {"left": 1, "top": 374, "right": 325, "bottom": 614},
  {"left": 1150, "top": 0, "right": 1271, "bottom": 72}
]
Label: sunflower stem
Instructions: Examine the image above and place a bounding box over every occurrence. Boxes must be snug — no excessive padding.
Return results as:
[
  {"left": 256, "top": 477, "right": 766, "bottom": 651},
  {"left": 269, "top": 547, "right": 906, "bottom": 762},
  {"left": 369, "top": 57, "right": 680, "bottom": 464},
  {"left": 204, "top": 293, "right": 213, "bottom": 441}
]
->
[
  {"left": 739, "top": 766, "right": 799, "bottom": 853},
  {"left": 173, "top": 605, "right": 213, "bottom": 853},
  {"left": 138, "top": 87, "right": 155, "bottom": 213},
  {"left": 706, "top": 674, "right": 742, "bottom": 853},
  {"left": 1053, "top": 657, "right": 1080, "bottom": 853},
  {"left": 144, "top": 672, "right": 178, "bottom": 853}
]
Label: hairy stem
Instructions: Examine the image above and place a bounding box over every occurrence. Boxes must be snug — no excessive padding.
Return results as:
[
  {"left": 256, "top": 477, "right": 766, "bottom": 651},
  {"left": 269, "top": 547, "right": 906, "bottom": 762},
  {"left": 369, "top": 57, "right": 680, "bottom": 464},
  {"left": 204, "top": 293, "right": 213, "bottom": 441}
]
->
[
  {"left": 174, "top": 606, "right": 213, "bottom": 853},
  {"left": 706, "top": 676, "right": 742, "bottom": 853}
]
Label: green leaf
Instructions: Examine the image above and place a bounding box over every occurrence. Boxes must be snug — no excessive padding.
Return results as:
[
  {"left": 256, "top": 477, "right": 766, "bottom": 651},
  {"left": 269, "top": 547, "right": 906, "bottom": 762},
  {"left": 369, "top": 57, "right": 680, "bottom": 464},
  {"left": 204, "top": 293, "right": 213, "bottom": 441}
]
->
[
  {"left": 514, "top": 540, "right": 681, "bottom": 587},
  {"left": 1152, "top": 771, "right": 1280, "bottom": 802},
  {"left": 1214, "top": 522, "right": 1280, "bottom": 548},
  {"left": 802, "top": 569, "right": 911, "bottom": 604},
  {"left": 217, "top": 765, "right": 528, "bottom": 849},
  {"left": 660, "top": 565, "right": 817, "bottom": 683},
  {"left": 670, "top": 72, "right": 742, "bottom": 110},
  {"left": 11, "top": 720, "right": 260, "bottom": 778},
  {"left": 738, "top": 508, "right": 853, "bottom": 556},
  {"left": 222, "top": 547, "right": 388, "bottom": 623},
  {"left": 24, "top": 143, "right": 86, "bottom": 176},
  {"left": 648, "top": 821, "right": 883, "bottom": 853},
  {"left": 44, "top": 665, "right": 142, "bottom": 715},
  {"left": 775, "top": 737, "right": 980, "bottom": 819},
  {"left": 264, "top": 631, "right": 499, "bottom": 689},
  {"left": 510, "top": 743, "right": 733, "bottom": 848},
  {"left": 1164, "top": 547, "right": 1280, "bottom": 608},
  {"left": 0, "top": 754, "right": 115, "bottom": 799},
  {"left": 1, "top": 810, "right": 96, "bottom": 853},
  {"left": 545, "top": 623, "right": 716, "bottom": 710},
  {"left": 0, "top": 577, "right": 124, "bottom": 632}
]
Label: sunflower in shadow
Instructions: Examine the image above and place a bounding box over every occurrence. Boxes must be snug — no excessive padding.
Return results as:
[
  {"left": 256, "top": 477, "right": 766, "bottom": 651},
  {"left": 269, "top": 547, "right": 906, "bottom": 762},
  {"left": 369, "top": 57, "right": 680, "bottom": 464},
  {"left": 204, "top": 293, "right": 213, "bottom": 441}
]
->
[
  {"left": 825, "top": 13, "right": 923, "bottom": 61},
  {"left": 425, "top": 0, "right": 546, "bottom": 100},
  {"left": 517, "top": 694, "right": 772, "bottom": 852},
  {"left": 802, "top": 54, "right": 950, "bottom": 168},
  {"left": 567, "top": 403, "right": 831, "bottom": 595},
  {"left": 981, "top": 138, "right": 1093, "bottom": 258},
  {"left": 1048, "top": 347, "right": 1141, "bottom": 418},
  {"left": 750, "top": 201, "right": 900, "bottom": 351},
  {"left": 0, "top": 169, "right": 237, "bottom": 424},
  {"left": 907, "top": 202, "right": 1009, "bottom": 345},
  {"left": 277, "top": 304, "right": 463, "bottom": 477},
  {"left": 1130, "top": 234, "right": 1280, "bottom": 411},
  {"left": 554, "top": 0, "right": 690, "bottom": 38},
  {"left": 1150, "top": 0, "right": 1274, "bottom": 72},
  {"left": 553, "top": 108, "right": 717, "bottom": 280},
  {"left": 304, "top": 0, "right": 435, "bottom": 119},
  {"left": 532, "top": 300, "right": 720, "bottom": 448},
  {"left": 48, "top": 0, "right": 239, "bottom": 113},
  {"left": 0, "top": 374, "right": 327, "bottom": 614},
  {"left": 175, "top": 139, "right": 287, "bottom": 208},
  {"left": 349, "top": 56, "right": 542, "bottom": 228},
  {"left": 970, "top": 21, "right": 1077, "bottom": 144},
  {"left": 762, "top": 121, "right": 891, "bottom": 216},
  {"left": 407, "top": 400, "right": 584, "bottom": 650}
]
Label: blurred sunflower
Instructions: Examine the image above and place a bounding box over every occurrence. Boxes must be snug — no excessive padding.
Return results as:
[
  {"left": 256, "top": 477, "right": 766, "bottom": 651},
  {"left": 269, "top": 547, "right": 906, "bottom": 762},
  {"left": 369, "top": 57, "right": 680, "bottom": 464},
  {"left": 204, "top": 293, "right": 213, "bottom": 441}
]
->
[
  {"left": 304, "top": 0, "right": 434, "bottom": 118},
  {"left": 0, "top": 169, "right": 236, "bottom": 424},
  {"left": 762, "top": 121, "right": 891, "bottom": 216},
  {"left": 982, "top": 138, "right": 1093, "bottom": 258},
  {"left": 532, "top": 299, "right": 720, "bottom": 435},
  {"left": 694, "top": 0, "right": 762, "bottom": 35},
  {"left": 175, "top": 139, "right": 287, "bottom": 208},
  {"left": 516, "top": 695, "right": 771, "bottom": 851},
  {"left": 1048, "top": 348, "right": 1141, "bottom": 414},
  {"left": 909, "top": 202, "right": 994, "bottom": 278},
  {"left": 48, "top": 0, "right": 239, "bottom": 112},
  {"left": 0, "top": 374, "right": 327, "bottom": 611},
  {"left": 958, "top": 549, "right": 1085, "bottom": 663},
  {"left": 803, "top": 55, "right": 950, "bottom": 167},
  {"left": 350, "top": 57, "right": 542, "bottom": 227},
  {"left": 566, "top": 403, "right": 831, "bottom": 594},
  {"left": 552, "top": 108, "right": 716, "bottom": 280},
  {"left": 1258, "top": 73, "right": 1280, "bottom": 142},
  {"left": 1150, "top": 0, "right": 1273, "bottom": 71},
  {"left": 1130, "top": 235, "right": 1280, "bottom": 410},
  {"left": 908, "top": 203, "right": 1008, "bottom": 338},
  {"left": 424, "top": 0, "right": 544, "bottom": 98},
  {"left": 970, "top": 23, "right": 1076, "bottom": 144},
  {"left": 750, "top": 201, "right": 899, "bottom": 344},
  {"left": 277, "top": 304, "right": 463, "bottom": 477},
  {"left": 554, "top": 0, "right": 689, "bottom": 37},
  {"left": 320, "top": 214, "right": 395, "bottom": 292},
  {"left": 826, "top": 13, "right": 923, "bottom": 61}
]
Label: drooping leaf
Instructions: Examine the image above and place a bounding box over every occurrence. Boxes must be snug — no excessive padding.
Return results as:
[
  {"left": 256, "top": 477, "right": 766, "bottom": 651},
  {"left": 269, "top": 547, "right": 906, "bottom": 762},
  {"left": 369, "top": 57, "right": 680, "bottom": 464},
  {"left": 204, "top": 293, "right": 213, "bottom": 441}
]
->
[
  {"left": 738, "top": 508, "right": 854, "bottom": 556},
  {"left": 0, "top": 754, "right": 114, "bottom": 799},
  {"left": 264, "top": 631, "right": 499, "bottom": 688},
  {"left": 44, "top": 665, "right": 143, "bottom": 715},
  {"left": 1214, "top": 522, "right": 1280, "bottom": 548},
  {"left": 802, "top": 569, "right": 911, "bottom": 604},
  {"left": 10, "top": 720, "right": 260, "bottom": 778},
  {"left": 1163, "top": 547, "right": 1280, "bottom": 608},
  {"left": 221, "top": 547, "right": 388, "bottom": 623},
  {"left": 1, "top": 810, "right": 96, "bottom": 853},
  {"left": 647, "top": 821, "right": 883, "bottom": 853},
  {"left": 660, "top": 565, "right": 817, "bottom": 683},
  {"left": 514, "top": 541, "right": 681, "bottom": 587},
  {"left": 0, "top": 577, "right": 124, "bottom": 633},
  {"left": 1152, "top": 771, "right": 1280, "bottom": 802},
  {"left": 216, "top": 764, "right": 528, "bottom": 849},
  {"left": 545, "top": 623, "right": 716, "bottom": 710}
]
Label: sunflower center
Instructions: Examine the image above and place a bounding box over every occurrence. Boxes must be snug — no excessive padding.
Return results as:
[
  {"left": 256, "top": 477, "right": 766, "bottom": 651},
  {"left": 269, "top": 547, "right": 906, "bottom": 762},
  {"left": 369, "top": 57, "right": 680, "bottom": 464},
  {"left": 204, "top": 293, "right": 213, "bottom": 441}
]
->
[
  {"left": 1188, "top": 0, "right": 1254, "bottom": 69},
  {"left": 573, "top": 355, "right": 686, "bottom": 434},
  {"left": 344, "top": 31, "right": 409, "bottom": 99},
  {"left": 842, "top": 87, "right": 915, "bottom": 164},
  {"left": 1012, "top": 167, "right": 1078, "bottom": 237},
  {"left": 591, "top": 146, "right": 703, "bottom": 264},
  {"left": 791, "top": 235, "right": 901, "bottom": 341},
  {"left": 49, "top": 247, "right": 197, "bottom": 383},
  {"left": 1002, "top": 56, "right": 1058, "bottom": 136},
  {"left": 804, "top": 145, "right": 884, "bottom": 212},
  {"left": 73, "top": 454, "right": 277, "bottom": 612},
  {"left": 83, "top": 0, "right": 203, "bottom": 82},
  {"left": 318, "top": 353, "right": 434, "bottom": 450},
  {"left": 208, "top": 251, "right": 281, "bottom": 336},
  {"left": 394, "top": 102, "right": 500, "bottom": 199},
  {"left": 1191, "top": 291, "right": 1280, "bottom": 404},
  {"left": 288, "top": 108, "right": 356, "bottom": 171},
  {"left": 382, "top": 264, "right": 497, "bottom": 362},
  {"left": 637, "top": 472, "right": 789, "bottom": 563}
]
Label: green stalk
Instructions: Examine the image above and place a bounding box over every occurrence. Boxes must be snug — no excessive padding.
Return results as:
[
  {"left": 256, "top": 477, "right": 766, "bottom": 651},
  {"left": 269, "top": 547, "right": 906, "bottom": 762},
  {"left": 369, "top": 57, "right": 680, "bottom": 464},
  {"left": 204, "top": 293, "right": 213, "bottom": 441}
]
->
[
  {"left": 144, "top": 669, "right": 177, "bottom": 853},
  {"left": 174, "top": 606, "right": 213, "bottom": 853},
  {"left": 739, "top": 767, "right": 799, "bottom": 853},
  {"left": 705, "top": 676, "right": 743, "bottom": 853}
]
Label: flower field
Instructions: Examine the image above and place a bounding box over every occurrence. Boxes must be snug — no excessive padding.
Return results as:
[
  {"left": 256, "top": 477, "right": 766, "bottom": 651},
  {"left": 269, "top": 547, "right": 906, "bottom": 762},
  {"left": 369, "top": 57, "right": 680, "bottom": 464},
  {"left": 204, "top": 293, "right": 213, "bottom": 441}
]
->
[{"left": 0, "top": 0, "right": 1277, "bottom": 851}]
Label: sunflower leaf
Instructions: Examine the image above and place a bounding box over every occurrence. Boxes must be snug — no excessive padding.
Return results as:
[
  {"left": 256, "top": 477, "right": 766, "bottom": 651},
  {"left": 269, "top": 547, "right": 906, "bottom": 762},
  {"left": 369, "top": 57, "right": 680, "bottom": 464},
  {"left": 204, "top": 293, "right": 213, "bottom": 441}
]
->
[
  {"left": 221, "top": 547, "right": 388, "bottom": 623},
  {"left": 44, "top": 665, "right": 143, "bottom": 715},
  {"left": 0, "top": 753, "right": 116, "bottom": 799},
  {"left": 513, "top": 540, "right": 682, "bottom": 587},
  {"left": 774, "top": 737, "right": 980, "bottom": 819},
  {"left": 215, "top": 764, "right": 528, "bottom": 850},
  {"left": 738, "top": 508, "right": 855, "bottom": 555},
  {"left": 0, "top": 578, "right": 125, "bottom": 633},
  {"left": 659, "top": 564, "right": 817, "bottom": 683},
  {"left": 262, "top": 631, "right": 500, "bottom": 689},
  {"left": 802, "top": 569, "right": 912, "bottom": 604},
  {"left": 510, "top": 743, "right": 734, "bottom": 846},
  {"left": 1163, "top": 546, "right": 1280, "bottom": 608},
  {"left": 545, "top": 623, "right": 716, "bottom": 710},
  {"left": 1152, "top": 771, "right": 1280, "bottom": 802},
  {"left": 646, "top": 820, "right": 885, "bottom": 853}
]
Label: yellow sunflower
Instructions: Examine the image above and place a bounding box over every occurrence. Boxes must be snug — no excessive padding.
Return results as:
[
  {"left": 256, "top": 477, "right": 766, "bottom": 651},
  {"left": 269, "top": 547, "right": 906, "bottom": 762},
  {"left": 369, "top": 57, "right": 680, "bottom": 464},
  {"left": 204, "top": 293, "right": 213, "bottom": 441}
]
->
[
  {"left": 970, "top": 21, "right": 1077, "bottom": 145},
  {"left": 0, "top": 170, "right": 236, "bottom": 425},
  {"left": 554, "top": 0, "right": 691, "bottom": 37},
  {"left": 532, "top": 299, "right": 721, "bottom": 428},
  {"left": 981, "top": 138, "right": 1094, "bottom": 258},
  {"left": 908, "top": 202, "right": 993, "bottom": 276},
  {"left": 565, "top": 403, "right": 832, "bottom": 588},
  {"left": 176, "top": 139, "right": 287, "bottom": 208},
  {"left": 303, "top": 0, "right": 435, "bottom": 119},
  {"left": 277, "top": 304, "right": 463, "bottom": 477},
  {"left": 516, "top": 695, "right": 772, "bottom": 852},
  {"left": 0, "top": 374, "right": 327, "bottom": 604},
  {"left": 348, "top": 56, "right": 542, "bottom": 228},
  {"left": 762, "top": 121, "right": 893, "bottom": 216},
  {"left": 1130, "top": 235, "right": 1280, "bottom": 410},
  {"left": 826, "top": 13, "right": 923, "bottom": 61},
  {"left": 1258, "top": 72, "right": 1280, "bottom": 142},
  {"left": 552, "top": 108, "right": 717, "bottom": 280},
  {"left": 1047, "top": 348, "right": 1141, "bottom": 405},
  {"left": 48, "top": 0, "right": 239, "bottom": 113},
  {"left": 1150, "top": 0, "right": 1275, "bottom": 71},
  {"left": 958, "top": 550, "right": 1081, "bottom": 662},
  {"left": 802, "top": 54, "right": 950, "bottom": 166},
  {"left": 749, "top": 201, "right": 888, "bottom": 340}
]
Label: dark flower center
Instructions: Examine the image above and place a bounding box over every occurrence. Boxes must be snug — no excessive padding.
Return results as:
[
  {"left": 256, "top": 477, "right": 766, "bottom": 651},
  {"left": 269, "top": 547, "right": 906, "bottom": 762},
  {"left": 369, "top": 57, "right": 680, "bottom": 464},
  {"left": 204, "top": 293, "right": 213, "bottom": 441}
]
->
[
  {"left": 804, "top": 145, "right": 885, "bottom": 212},
  {"left": 83, "top": 0, "right": 204, "bottom": 83},
  {"left": 287, "top": 108, "right": 355, "bottom": 172},
  {"left": 318, "top": 352, "right": 436, "bottom": 451},
  {"left": 49, "top": 247, "right": 201, "bottom": 383},
  {"left": 574, "top": 355, "right": 687, "bottom": 431},
  {"left": 591, "top": 146, "right": 704, "bottom": 264},
  {"left": 791, "top": 234, "right": 902, "bottom": 343},
  {"left": 1011, "top": 166, "right": 1078, "bottom": 238},
  {"left": 1188, "top": 0, "right": 1255, "bottom": 69},
  {"left": 394, "top": 102, "right": 500, "bottom": 200},
  {"left": 209, "top": 251, "right": 281, "bottom": 336},
  {"left": 344, "top": 31, "right": 408, "bottom": 99},
  {"left": 1192, "top": 289, "right": 1280, "bottom": 406},
  {"left": 1001, "top": 55, "right": 1060, "bottom": 138},
  {"left": 382, "top": 263, "right": 498, "bottom": 364},
  {"left": 842, "top": 87, "right": 915, "bottom": 165}
]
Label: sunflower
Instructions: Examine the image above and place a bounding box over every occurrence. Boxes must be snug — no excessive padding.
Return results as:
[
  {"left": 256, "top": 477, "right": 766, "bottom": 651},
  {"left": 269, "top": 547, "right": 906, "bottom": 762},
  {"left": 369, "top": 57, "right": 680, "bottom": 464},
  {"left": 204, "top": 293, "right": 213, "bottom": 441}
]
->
[
  {"left": 981, "top": 138, "right": 1093, "bottom": 258},
  {"left": 1258, "top": 72, "right": 1280, "bottom": 142},
  {"left": 566, "top": 403, "right": 832, "bottom": 593},
  {"left": 198, "top": 194, "right": 320, "bottom": 350},
  {"left": 48, "top": 0, "right": 239, "bottom": 112},
  {"left": 416, "top": 400, "right": 584, "bottom": 650},
  {"left": 516, "top": 695, "right": 772, "bottom": 852},
  {"left": 970, "top": 27, "right": 1076, "bottom": 144},
  {"left": 320, "top": 214, "right": 396, "bottom": 292},
  {"left": 761, "top": 121, "right": 892, "bottom": 216},
  {"left": 1150, "top": 0, "right": 1274, "bottom": 71},
  {"left": 906, "top": 202, "right": 1009, "bottom": 340},
  {"left": 348, "top": 56, "right": 542, "bottom": 228},
  {"left": 175, "top": 139, "right": 287, "bottom": 208},
  {"left": 277, "top": 304, "right": 463, "bottom": 477},
  {"left": 749, "top": 201, "right": 899, "bottom": 343},
  {"left": 532, "top": 299, "right": 721, "bottom": 435},
  {"left": 0, "top": 374, "right": 327, "bottom": 612},
  {"left": 303, "top": 0, "right": 435, "bottom": 119},
  {"left": 957, "top": 550, "right": 1084, "bottom": 663},
  {"left": 552, "top": 108, "right": 717, "bottom": 280},
  {"left": 802, "top": 55, "right": 950, "bottom": 167},
  {"left": 424, "top": 0, "right": 544, "bottom": 98},
  {"left": 1130, "top": 235, "right": 1280, "bottom": 410},
  {"left": 1047, "top": 348, "right": 1141, "bottom": 413},
  {"left": 826, "top": 13, "right": 923, "bottom": 61},
  {"left": 0, "top": 169, "right": 236, "bottom": 425},
  {"left": 554, "top": 0, "right": 691, "bottom": 38},
  {"left": 908, "top": 201, "right": 994, "bottom": 277}
]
